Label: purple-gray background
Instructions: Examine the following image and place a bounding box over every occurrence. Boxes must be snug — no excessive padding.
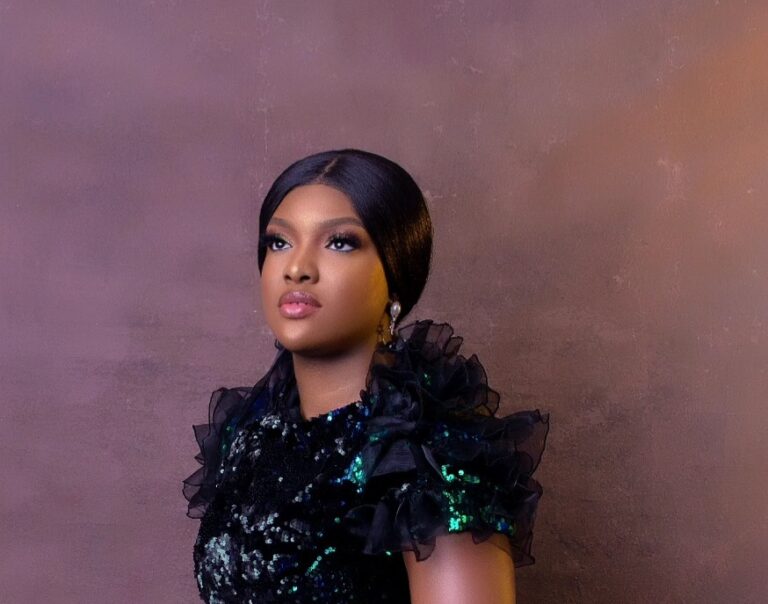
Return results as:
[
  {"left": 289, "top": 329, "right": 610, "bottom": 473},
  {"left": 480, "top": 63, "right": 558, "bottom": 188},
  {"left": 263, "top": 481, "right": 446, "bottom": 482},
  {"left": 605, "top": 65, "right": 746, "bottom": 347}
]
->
[{"left": 2, "top": 1, "right": 766, "bottom": 602}]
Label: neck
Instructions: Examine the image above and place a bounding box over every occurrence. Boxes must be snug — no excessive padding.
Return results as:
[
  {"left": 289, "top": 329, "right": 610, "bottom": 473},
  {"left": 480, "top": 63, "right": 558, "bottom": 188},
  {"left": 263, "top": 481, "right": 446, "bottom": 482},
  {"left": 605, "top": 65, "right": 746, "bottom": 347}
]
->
[{"left": 291, "top": 338, "right": 379, "bottom": 421}]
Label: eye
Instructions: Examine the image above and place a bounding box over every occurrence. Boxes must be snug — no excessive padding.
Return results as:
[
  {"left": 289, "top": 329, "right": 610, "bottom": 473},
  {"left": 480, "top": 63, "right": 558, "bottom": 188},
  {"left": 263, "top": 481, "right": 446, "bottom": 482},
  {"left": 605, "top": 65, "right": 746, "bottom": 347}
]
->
[
  {"left": 327, "top": 232, "right": 361, "bottom": 252},
  {"left": 260, "top": 232, "right": 290, "bottom": 252}
]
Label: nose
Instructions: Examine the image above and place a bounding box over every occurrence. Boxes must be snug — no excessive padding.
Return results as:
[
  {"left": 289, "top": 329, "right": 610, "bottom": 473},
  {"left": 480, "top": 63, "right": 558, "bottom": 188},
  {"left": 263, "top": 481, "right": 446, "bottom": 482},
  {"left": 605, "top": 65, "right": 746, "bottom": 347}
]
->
[{"left": 284, "top": 247, "right": 318, "bottom": 284}]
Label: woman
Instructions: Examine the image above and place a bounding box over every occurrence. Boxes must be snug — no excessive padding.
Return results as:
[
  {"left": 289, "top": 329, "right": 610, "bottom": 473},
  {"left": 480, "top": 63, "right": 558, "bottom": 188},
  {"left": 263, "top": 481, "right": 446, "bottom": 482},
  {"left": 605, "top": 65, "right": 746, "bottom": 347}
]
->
[{"left": 183, "top": 148, "right": 550, "bottom": 603}]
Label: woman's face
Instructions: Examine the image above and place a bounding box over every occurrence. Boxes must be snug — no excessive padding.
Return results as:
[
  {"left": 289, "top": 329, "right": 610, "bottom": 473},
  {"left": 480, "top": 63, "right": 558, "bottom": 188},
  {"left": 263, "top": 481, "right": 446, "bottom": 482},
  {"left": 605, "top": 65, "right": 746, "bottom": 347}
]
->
[{"left": 259, "top": 183, "right": 390, "bottom": 356}]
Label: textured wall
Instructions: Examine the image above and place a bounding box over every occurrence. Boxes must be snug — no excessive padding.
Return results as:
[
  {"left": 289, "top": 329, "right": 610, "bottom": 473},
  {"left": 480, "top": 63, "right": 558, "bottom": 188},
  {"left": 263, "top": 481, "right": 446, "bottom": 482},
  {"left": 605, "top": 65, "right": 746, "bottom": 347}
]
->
[{"left": 2, "top": 1, "right": 766, "bottom": 602}]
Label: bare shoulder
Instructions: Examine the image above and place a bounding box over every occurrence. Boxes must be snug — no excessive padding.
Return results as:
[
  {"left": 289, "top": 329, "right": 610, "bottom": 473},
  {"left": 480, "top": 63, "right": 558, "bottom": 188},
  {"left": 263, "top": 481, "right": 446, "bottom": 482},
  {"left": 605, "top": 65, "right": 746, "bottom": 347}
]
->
[{"left": 403, "top": 533, "right": 516, "bottom": 604}]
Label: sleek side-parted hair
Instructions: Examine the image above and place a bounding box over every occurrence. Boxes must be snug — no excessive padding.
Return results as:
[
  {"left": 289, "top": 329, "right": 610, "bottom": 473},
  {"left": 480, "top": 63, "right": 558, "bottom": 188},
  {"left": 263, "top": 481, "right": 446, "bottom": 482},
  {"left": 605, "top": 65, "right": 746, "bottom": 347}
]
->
[{"left": 257, "top": 148, "right": 433, "bottom": 325}]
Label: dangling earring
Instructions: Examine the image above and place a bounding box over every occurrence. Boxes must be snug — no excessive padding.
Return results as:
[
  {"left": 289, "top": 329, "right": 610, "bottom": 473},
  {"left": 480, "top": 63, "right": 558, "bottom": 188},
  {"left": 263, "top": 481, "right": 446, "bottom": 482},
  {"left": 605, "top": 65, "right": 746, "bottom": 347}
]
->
[{"left": 389, "top": 298, "right": 401, "bottom": 338}]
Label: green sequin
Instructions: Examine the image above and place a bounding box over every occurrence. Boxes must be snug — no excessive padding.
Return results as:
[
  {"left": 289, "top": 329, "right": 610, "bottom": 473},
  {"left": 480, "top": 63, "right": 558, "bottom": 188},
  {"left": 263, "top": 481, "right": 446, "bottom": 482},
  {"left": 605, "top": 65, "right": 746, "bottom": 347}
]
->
[
  {"left": 340, "top": 454, "right": 366, "bottom": 489},
  {"left": 441, "top": 464, "right": 456, "bottom": 482},
  {"left": 440, "top": 463, "right": 481, "bottom": 485},
  {"left": 443, "top": 488, "right": 475, "bottom": 532},
  {"left": 306, "top": 546, "right": 336, "bottom": 575}
]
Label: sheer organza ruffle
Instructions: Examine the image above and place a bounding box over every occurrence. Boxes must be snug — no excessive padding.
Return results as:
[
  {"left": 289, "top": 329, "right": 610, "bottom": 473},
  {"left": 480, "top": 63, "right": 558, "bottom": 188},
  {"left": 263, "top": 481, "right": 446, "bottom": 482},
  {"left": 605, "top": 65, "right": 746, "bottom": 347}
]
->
[
  {"left": 341, "top": 320, "right": 550, "bottom": 566},
  {"left": 182, "top": 387, "right": 252, "bottom": 519},
  {"left": 182, "top": 344, "right": 289, "bottom": 519}
]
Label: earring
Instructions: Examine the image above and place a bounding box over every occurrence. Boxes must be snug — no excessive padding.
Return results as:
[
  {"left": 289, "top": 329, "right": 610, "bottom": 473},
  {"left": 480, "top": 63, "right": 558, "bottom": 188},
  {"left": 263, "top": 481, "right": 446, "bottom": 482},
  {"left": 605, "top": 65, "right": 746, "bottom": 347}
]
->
[{"left": 389, "top": 299, "right": 401, "bottom": 337}]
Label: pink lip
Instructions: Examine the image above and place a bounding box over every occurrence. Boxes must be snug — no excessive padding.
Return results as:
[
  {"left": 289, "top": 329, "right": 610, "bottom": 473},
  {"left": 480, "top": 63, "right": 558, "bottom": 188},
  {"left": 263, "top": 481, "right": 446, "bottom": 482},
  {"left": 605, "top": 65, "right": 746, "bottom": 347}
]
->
[
  {"left": 279, "top": 302, "right": 320, "bottom": 319},
  {"left": 278, "top": 291, "right": 321, "bottom": 319}
]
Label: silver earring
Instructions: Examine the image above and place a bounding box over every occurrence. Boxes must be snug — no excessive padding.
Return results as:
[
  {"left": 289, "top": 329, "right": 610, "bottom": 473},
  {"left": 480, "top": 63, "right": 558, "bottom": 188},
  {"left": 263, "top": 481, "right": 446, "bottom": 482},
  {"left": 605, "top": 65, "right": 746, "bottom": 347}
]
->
[{"left": 389, "top": 299, "right": 401, "bottom": 337}]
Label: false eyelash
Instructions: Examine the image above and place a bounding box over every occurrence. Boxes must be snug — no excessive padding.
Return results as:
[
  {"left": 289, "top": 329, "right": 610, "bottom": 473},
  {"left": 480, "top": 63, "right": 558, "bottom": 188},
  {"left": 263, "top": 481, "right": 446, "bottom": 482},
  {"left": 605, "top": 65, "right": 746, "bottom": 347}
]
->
[
  {"left": 259, "top": 231, "right": 362, "bottom": 252},
  {"left": 259, "top": 233, "right": 285, "bottom": 250},
  {"left": 327, "top": 231, "right": 362, "bottom": 250}
]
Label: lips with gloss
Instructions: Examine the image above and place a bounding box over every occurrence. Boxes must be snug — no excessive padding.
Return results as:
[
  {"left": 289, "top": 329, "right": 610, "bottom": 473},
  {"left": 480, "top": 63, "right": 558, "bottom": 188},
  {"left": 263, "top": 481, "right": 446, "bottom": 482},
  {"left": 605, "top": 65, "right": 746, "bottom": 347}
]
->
[
  {"left": 278, "top": 291, "right": 321, "bottom": 319},
  {"left": 279, "top": 302, "right": 320, "bottom": 318}
]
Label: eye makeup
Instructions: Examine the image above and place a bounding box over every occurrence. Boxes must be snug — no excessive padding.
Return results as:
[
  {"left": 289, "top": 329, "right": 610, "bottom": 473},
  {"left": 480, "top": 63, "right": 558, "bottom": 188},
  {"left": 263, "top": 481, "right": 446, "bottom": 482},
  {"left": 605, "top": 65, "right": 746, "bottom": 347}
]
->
[
  {"left": 326, "top": 231, "right": 362, "bottom": 252},
  {"left": 259, "top": 230, "right": 363, "bottom": 253}
]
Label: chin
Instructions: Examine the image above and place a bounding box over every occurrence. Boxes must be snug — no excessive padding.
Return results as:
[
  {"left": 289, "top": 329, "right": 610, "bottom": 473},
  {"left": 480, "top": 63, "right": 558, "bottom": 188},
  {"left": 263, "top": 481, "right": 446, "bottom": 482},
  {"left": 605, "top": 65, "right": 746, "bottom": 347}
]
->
[
  {"left": 272, "top": 326, "right": 324, "bottom": 355},
  {"left": 284, "top": 331, "right": 366, "bottom": 358},
  {"left": 282, "top": 339, "right": 335, "bottom": 358}
]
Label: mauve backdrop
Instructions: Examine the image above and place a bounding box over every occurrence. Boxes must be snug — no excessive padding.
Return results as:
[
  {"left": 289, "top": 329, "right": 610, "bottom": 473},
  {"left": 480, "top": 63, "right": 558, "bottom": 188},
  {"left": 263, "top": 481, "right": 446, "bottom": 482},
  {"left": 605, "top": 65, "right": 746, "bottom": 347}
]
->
[{"left": 2, "top": 1, "right": 766, "bottom": 602}]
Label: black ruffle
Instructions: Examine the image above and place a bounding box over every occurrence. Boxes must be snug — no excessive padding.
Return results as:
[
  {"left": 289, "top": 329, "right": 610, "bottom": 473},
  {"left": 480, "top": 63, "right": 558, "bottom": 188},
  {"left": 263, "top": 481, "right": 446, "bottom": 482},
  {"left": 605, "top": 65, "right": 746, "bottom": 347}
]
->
[
  {"left": 182, "top": 387, "right": 250, "bottom": 519},
  {"left": 341, "top": 320, "right": 550, "bottom": 566},
  {"left": 182, "top": 347, "right": 290, "bottom": 519}
]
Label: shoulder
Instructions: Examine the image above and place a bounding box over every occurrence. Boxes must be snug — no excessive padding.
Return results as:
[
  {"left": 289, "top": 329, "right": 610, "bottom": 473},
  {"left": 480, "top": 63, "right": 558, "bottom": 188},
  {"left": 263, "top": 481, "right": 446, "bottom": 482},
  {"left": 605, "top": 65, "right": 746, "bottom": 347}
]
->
[
  {"left": 340, "top": 319, "right": 550, "bottom": 567},
  {"left": 181, "top": 385, "right": 260, "bottom": 518},
  {"left": 182, "top": 350, "right": 290, "bottom": 518}
]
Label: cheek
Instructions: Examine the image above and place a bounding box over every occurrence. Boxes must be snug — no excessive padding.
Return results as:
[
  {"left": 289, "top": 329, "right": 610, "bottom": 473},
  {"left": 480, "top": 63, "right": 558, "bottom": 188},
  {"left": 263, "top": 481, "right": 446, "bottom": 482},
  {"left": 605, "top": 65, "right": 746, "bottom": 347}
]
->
[
  {"left": 334, "top": 260, "right": 389, "bottom": 308},
  {"left": 366, "top": 269, "right": 389, "bottom": 304},
  {"left": 259, "top": 260, "right": 281, "bottom": 307}
]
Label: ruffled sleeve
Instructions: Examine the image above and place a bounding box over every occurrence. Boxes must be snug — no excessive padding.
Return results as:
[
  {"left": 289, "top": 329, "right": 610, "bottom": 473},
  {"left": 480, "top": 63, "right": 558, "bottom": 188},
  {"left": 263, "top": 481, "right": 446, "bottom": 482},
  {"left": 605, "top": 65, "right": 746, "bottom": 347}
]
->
[
  {"left": 340, "top": 320, "right": 550, "bottom": 567},
  {"left": 182, "top": 349, "right": 291, "bottom": 519},
  {"left": 182, "top": 386, "right": 255, "bottom": 518}
]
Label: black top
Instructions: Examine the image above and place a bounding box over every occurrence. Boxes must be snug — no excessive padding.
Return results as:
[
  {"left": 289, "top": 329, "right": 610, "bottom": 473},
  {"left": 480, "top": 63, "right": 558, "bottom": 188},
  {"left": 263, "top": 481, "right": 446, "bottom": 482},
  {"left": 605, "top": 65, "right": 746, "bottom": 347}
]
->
[{"left": 183, "top": 319, "right": 550, "bottom": 603}]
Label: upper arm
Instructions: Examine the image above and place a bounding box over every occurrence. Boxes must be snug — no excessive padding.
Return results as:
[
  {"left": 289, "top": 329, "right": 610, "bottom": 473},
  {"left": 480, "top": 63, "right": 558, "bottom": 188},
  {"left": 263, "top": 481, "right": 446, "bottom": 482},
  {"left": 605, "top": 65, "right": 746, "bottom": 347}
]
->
[{"left": 403, "top": 533, "right": 516, "bottom": 604}]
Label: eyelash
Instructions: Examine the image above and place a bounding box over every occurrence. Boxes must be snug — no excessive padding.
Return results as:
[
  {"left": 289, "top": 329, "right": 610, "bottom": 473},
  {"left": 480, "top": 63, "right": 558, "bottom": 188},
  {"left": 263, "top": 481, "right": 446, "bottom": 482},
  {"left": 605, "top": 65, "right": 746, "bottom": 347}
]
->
[{"left": 260, "top": 231, "right": 362, "bottom": 253}]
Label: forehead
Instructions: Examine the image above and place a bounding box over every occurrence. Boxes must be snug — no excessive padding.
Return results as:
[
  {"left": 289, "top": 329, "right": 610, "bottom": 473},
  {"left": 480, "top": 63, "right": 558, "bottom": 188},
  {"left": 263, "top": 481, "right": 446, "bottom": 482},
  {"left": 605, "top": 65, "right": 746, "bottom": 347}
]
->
[{"left": 272, "top": 184, "right": 360, "bottom": 224}]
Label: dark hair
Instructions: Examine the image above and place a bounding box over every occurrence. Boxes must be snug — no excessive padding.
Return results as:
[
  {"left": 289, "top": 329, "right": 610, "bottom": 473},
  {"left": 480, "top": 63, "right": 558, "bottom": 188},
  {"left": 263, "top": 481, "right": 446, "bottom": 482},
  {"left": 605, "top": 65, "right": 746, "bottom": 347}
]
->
[{"left": 257, "top": 148, "right": 433, "bottom": 324}]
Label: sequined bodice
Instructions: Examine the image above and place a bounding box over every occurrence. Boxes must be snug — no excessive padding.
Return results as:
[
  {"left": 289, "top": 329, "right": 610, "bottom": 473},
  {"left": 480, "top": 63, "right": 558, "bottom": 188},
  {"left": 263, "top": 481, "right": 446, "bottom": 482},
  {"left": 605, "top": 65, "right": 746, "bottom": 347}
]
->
[{"left": 194, "top": 392, "right": 411, "bottom": 603}]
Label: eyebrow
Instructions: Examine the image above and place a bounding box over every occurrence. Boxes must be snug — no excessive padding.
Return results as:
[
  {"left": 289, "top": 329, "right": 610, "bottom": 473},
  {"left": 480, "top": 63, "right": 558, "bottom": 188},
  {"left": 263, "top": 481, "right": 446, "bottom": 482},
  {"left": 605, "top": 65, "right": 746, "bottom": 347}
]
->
[{"left": 267, "top": 216, "right": 364, "bottom": 230}]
